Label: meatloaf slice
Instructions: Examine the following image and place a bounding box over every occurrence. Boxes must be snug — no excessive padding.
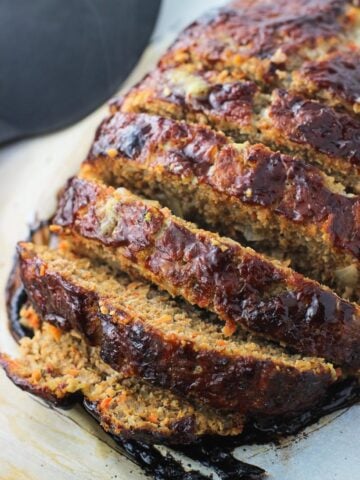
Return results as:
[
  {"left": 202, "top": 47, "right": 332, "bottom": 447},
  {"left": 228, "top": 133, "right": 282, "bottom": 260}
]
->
[
  {"left": 53, "top": 177, "right": 360, "bottom": 371},
  {"left": 17, "top": 242, "right": 338, "bottom": 416},
  {"left": 1, "top": 317, "right": 244, "bottom": 444},
  {"left": 118, "top": 65, "right": 262, "bottom": 142},
  {"left": 159, "top": 0, "right": 360, "bottom": 84},
  {"left": 83, "top": 111, "right": 360, "bottom": 300},
  {"left": 119, "top": 65, "right": 360, "bottom": 192}
]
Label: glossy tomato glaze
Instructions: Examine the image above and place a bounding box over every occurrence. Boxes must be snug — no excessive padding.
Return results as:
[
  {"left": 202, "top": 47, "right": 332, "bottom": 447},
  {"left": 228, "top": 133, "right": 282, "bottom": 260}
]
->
[
  {"left": 162, "top": 0, "right": 348, "bottom": 67},
  {"left": 54, "top": 177, "right": 360, "bottom": 370},
  {"left": 89, "top": 112, "right": 360, "bottom": 259},
  {"left": 269, "top": 89, "right": 360, "bottom": 168},
  {"left": 17, "top": 244, "right": 337, "bottom": 416},
  {"left": 298, "top": 50, "right": 360, "bottom": 107}
]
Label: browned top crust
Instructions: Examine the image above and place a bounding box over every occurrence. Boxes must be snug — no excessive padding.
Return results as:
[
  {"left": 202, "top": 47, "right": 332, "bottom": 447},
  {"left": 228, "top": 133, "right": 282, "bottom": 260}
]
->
[
  {"left": 17, "top": 243, "right": 337, "bottom": 416},
  {"left": 268, "top": 89, "right": 360, "bottom": 167},
  {"left": 160, "top": 0, "right": 354, "bottom": 76},
  {"left": 54, "top": 177, "right": 360, "bottom": 370},
  {"left": 118, "top": 68, "right": 258, "bottom": 133},
  {"left": 295, "top": 49, "right": 360, "bottom": 111},
  {"left": 0, "top": 318, "right": 244, "bottom": 443},
  {"left": 119, "top": 63, "right": 360, "bottom": 191},
  {"left": 88, "top": 112, "right": 360, "bottom": 259}
]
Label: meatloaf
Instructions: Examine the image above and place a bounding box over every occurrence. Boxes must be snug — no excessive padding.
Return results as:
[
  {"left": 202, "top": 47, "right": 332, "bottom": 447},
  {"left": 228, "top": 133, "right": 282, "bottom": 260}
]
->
[
  {"left": 159, "top": 0, "right": 360, "bottom": 84},
  {"left": 117, "top": 0, "right": 360, "bottom": 192},
  {"left": 2, "top": 0, "right": 360, "bottom": 466},
  {"left": 17, "top": 242, "right": 338, "bottom": 416},
  {"left": 119, "top": 64, "right": 360, "bottom": 192},
  {"left": 82, "top": 111, "right": 360, "bottom": 300},
  {"left": 53, "top": 176, "right": 360, "bottom": 371},
  {"left": 1, "top": 311, "right": 243, "bottom": 444}
]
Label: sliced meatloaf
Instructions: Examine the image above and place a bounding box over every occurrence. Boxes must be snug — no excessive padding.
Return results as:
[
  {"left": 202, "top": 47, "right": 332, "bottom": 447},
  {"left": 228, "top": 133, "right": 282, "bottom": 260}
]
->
[
  {"left": 83, "top": 111, "right": 360, "bottom": 300},
  {"left": 259, "top": 89, "right": 360, "bottom": 193},
  {"left": 159, "top": 0, "right": 360, "bottom": 84},
  {"left": 53, "top": 177, "right": 360, "bottom": 371},
  {"left": 18, "top": 242, "right": 338, "bottom": 416},
  {"left": 1, "top": 314, "right": 244, "bottom": 444},
  {"left": 119, "top": 65, "right": 360, "bottom": 192}
]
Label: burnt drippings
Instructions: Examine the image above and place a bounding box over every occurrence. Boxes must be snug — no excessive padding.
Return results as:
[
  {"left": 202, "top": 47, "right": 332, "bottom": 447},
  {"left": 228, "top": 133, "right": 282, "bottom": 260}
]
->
[
  {"left": 298, "top": 50, "right": 360, "bottom": 107},
  {"left": 87, "top": 399, "right": 251, "bottom": 480},
  {"left": 89, "top": 112, "right": 360, "bottom": 260},
  {"left": 269, "top": 89, "right": 360, "bottom": 166},
  {"left": 191, "top": 378, "right": 360, "bottom": 452},
  {"left": 162, "top": 0, "right": 346, "bottom": 67},
  {"left": 112, "top": 439, "right": 209, "bottom": 480},
  {"left": 6, "top": 269, "right": 29, "bottom": 342},
  {"left": 176, "top": 442, "right": 266, "bottom": 480},
  {"left": 56, "top": 177, "right": 360, "bottom": 370},
  {"left": 239, "top": 377, "right": 360, "bottom": 446}
]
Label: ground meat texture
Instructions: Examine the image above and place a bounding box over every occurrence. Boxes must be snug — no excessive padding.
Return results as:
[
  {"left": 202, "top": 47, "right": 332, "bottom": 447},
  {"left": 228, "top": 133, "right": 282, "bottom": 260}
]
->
[
  {"left": 17, "top": 242, "right": 338, "bottom": 416},
  {"left": 53, "top": 177, "right": 360, "bottom": 371},
  {"left": 82, "top": 111, "right": 360, "bottom": 301},
  {"left": 0, "top": 320, "right": 244, "bottom": 444}
]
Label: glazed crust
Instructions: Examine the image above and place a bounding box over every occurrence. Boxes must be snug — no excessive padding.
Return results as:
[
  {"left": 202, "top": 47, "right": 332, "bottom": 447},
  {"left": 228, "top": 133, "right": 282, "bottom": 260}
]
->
[
  {"left": 17, "top": 243, "right": 337, "bottom": 416},
  {"left": 159, "top": 0, "right": 358, "bottom": 82},
  {"left": 53, "top": 177, "right": 360, "bottom": 370},
  {"left": 120, "top": 68, "right": 360, "bottom": 192},
  {"left": 292, "top": 49, "right": 360, "bottom": 114},
  {"left": 264, "top": 89, "right": 360, "bottom": 175},
  {"left": 86, "top": 111, "right": 360, "bottom": 262}
]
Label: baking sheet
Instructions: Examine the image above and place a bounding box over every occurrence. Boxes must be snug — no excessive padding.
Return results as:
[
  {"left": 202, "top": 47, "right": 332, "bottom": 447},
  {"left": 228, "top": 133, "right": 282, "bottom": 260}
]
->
[{"left": 0, "top": 1, "right": 359, "bottom": 478}]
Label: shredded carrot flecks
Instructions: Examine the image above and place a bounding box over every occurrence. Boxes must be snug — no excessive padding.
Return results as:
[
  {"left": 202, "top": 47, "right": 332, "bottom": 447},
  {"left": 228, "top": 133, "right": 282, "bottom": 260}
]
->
[
  {"left": 49, "top": 224, "right": 63, "bottom": 234},
  {"left": 100, "top": 397, "right": 113, "bottom": 411},
  {"left": 148, "top": 412, "right": 158, "bottom": 423},
  {"left": 58, "top": 240, "right": 71, "bottom": 252},
  {"left": 44, "top": 324, "right": 62, "bottom": 342},
  {"left": 107, "top": 148, "right": 118, "bottom": 158},
  {"left": 31, "top": 369, "right": 42, "bottom": 382},
  {"left": 39, "top": 264, "right": 47, "bottom": 276},
  {"left": 223, "top": 322, "right": 236, "bottom": 337},
  {"left": 21, "top": 306, "right": 41, "bottom": 330}
]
